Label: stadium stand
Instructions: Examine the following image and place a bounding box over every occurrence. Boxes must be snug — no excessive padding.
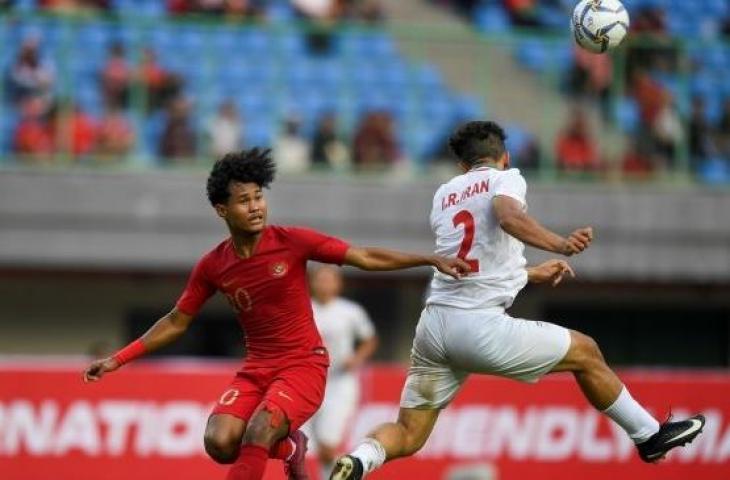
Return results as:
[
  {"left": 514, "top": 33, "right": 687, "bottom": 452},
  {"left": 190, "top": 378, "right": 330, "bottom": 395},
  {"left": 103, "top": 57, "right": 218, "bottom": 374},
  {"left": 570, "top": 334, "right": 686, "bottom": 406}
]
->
[{"left": 0, "top": 0, "right": 484, "bottom": 168}]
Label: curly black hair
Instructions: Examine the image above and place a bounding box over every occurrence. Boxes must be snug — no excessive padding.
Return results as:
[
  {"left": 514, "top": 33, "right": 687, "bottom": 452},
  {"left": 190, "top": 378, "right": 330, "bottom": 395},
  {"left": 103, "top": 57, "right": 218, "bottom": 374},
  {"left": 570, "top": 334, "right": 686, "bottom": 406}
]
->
[
  {"left": 206, "top": 148, "right": 276, "bottom": 206},
  {"left": 448, "top": 121, "right": 507, "bottom": 166}
]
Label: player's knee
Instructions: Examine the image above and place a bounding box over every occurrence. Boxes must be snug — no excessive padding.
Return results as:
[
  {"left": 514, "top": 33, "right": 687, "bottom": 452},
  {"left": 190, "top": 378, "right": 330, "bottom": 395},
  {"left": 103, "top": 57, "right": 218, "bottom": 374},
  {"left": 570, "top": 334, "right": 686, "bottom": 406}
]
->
[
  {"left": 203, "top": 429, "right": 239, "bottom": 464},
  {"left": 242, "top": 402, "right": 288, "bottom": 447},
  {"left": 572, "top": 331, "right": 606, "bottom": 369}
]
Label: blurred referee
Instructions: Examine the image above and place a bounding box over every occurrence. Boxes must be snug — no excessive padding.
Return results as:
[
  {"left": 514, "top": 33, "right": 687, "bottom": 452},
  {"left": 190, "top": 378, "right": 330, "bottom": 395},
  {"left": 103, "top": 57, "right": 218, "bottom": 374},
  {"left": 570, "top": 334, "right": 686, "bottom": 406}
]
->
[{"left": 304, "top": 265, "right": 378, "bottom": 480}]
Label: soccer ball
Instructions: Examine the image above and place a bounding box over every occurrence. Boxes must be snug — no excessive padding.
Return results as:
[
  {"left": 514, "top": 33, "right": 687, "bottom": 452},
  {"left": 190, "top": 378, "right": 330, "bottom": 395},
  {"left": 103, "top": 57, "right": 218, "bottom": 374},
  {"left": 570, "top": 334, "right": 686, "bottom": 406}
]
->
[{"left": 571, "top": 0, "right": 630, "bottom": 54}]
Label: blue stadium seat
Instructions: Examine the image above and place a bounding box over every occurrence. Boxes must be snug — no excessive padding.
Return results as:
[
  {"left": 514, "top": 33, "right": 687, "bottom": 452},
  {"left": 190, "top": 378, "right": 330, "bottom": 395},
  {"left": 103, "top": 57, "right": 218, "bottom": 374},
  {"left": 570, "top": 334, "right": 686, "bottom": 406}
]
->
[
  {"left": 614, "top": 97, "right": 641, "bottom": 133},
  {"left": 238, "top": 28, "right": 273, "bottom": 57},
  {"left": 453, "top": 95, "right": 485, "bottom": 121},
  {"left": 0, "top": 110, "right": 19, "bottom": 155},
  {"left": 474, "top": 4, "right": 511, "bottom": 34},
  {"left": 245, "top": 121, "right": 274, "bottom": 148},
  {"left": 516, "top": 40, "right": 548, "bottom": 72},
  {"left": 505, "top": 124, "right": 531, "bottom": 155},
  {"left": 698, "top": 158, "right": 730, "bottom": 184}
]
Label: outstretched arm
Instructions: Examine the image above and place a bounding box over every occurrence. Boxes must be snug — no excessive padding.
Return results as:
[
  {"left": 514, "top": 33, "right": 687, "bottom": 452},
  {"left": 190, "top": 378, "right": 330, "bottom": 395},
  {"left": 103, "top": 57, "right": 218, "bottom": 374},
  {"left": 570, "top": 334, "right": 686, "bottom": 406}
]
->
[
  {"left": 83, "top": 307, "right": 194, "bottom": 383},
  {"left": 343, "top": 246, "right": 471, "bottom": 279},
  {"left": 493, "top": 195, "right": 593, "bottom": 256}
]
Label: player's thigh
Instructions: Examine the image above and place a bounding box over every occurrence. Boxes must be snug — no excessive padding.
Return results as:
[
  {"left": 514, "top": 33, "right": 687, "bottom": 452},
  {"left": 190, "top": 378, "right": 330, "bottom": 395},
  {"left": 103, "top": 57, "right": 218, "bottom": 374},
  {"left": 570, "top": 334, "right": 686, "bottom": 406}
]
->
[
  {"left": 263, "top": 359, "right": 328, "bottom": 433},
  {"left": 445, "top": 309, "right": 571, "bottom": 384},
  {"left": 399, "top": 306, "right": 469, "bottom": 409},
  {"left": 313, "top": 375, "right": 359, "bottom": 447},
  {"left": 206, "top": 372, "right": 265, "bottom": 448}
]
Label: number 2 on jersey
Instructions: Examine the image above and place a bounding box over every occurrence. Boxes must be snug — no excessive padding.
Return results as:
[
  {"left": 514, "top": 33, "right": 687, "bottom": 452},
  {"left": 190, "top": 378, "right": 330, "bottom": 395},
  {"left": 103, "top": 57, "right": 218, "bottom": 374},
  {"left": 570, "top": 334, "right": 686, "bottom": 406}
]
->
[{"left": 452, "top": 210, "right": 480, "bottom": 273}]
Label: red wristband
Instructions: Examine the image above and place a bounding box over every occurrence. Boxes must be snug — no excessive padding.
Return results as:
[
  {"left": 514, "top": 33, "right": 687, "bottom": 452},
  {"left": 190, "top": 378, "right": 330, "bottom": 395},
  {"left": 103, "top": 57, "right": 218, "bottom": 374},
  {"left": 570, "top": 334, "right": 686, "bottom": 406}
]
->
[{"left": 112, "top": 339, "right": 147, "bottom": 366}]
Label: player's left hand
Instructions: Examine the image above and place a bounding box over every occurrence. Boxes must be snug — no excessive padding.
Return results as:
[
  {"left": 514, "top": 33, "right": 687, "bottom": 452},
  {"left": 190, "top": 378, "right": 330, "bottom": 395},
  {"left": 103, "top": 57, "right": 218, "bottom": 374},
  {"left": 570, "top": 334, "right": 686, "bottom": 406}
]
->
[
  {"left": 529, "top": 259, "right": 575, "bottom": 286},
  {"left": 431, "top": 256, "right": 471, "bottom": 279}
]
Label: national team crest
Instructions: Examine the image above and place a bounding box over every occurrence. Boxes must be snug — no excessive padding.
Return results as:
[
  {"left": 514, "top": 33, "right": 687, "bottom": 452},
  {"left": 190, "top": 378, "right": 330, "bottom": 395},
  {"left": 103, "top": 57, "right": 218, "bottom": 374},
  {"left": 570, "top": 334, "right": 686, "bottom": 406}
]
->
[{"left": 269, "top": 261, "right": 289, "bottom": 278}]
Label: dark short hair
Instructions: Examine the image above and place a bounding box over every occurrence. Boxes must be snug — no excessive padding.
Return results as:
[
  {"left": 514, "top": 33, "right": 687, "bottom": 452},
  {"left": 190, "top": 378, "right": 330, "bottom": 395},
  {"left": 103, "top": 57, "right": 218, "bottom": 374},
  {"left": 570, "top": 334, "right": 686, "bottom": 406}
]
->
[
  {"left": 448, "top": 121, "right": 507, "bottom": 166},
  {"left": 206, "top": 148, "right": 276, "bottom": 206}
]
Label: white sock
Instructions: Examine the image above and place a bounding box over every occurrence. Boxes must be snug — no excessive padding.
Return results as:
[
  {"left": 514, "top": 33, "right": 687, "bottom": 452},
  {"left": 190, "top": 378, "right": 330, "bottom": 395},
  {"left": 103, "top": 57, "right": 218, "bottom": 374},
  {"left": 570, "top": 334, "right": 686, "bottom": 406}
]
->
[
  {"left": 602, "top": 386, "right": 660, "bottom": 443},
  {"left": 350, "top": 438, "right": 386, "bottom": 474}
]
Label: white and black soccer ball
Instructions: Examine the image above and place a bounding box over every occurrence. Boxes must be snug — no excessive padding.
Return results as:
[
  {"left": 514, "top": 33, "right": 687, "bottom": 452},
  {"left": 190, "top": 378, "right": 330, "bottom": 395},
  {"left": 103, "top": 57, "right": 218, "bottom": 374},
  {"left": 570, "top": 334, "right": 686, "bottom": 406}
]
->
[{"left": 571, "top": 0, "right": 630, "bottom": 54}]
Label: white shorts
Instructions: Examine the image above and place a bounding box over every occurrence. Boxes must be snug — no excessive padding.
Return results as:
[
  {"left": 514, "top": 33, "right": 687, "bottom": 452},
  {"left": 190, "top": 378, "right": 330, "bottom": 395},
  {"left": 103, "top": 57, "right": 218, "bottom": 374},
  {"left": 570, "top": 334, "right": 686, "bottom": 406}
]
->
[
  {"left": 302, "top": 372, "right": 359, "bottom": 448},
  {"left": 400, "top": 304, "right": 571, "bottom": 409}
]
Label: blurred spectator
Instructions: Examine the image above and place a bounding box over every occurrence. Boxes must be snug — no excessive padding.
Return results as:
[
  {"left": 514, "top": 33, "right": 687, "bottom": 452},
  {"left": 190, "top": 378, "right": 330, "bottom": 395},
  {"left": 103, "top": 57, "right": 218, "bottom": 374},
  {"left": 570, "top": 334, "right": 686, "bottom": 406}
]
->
[
  {"left": 138, "top": 48, "right": 182, "bottom": 112},
  {"left": 622, "top": 139, "right": 656, "bottom": 178},
  {"left": 224, "top": 0, "right": 265, "bottom": 20},
  {"left": 51, "top": 102, "right": 98, "bottom": 158},
  {"left": 567, "top": 47, "right": 613, "bottom": 120},
  {"left": 688, "top": 97, "right": 713, "bottom": 169},
  {"left": 97, "top": 107, "right": 135, "bottom": 158},
  {"left": 207, "top": 101, "right": 243, "bottom": 158},
  {"left": 511, "top": 135, "right": 540, "bottom": 172},
  {"left": 353, "top": 111, "right": 400, "bottom": 170},
  {"left": 14, "top": 97, "right": 53, "bottom": 160},
  {"left": 311, "top": 113, "right": 350, "bottom": 170},
  {"left": 293, "top": 0, "right": 341, "bottom": 20},
  {"left": 345, "top": 0, "right": 385, "bottom": 23},
  {"left": 650, "top": 92, "right": 683, "bottom": 165},
  {"left": 630, "top": 68, "right": 682, "bottom": 164},
  {"left": 716, "top": 99, "right": 730, "bottom": 158},
  {"left": 101, "top": 42, "right": 131, "bottom": 109},
  {"left": 6, "top": 37, "right": 55, "bottom": 113},
  {"left": 273, "top": 117, "right": 311, "bottom": 173},
  {"left": 39, "top": 0, "right": 110, "bottom": 14},
  {"left": 554, "top": 108, "right": 600, "bottom": 172},
  {"left": 631, "top": 70, "right": 665, "bottom": 127},
  {"left": 160, "top": 97, "right": 197, "bottom": 160},
  {"left": 168, "top": 0, "right": 264, "bottom": 19},
  {"left": 626, "top": 6, "right": 677, "bottom": 75},
  {"left": 503, "top": 0, "right": 539, "bottom": 28}
]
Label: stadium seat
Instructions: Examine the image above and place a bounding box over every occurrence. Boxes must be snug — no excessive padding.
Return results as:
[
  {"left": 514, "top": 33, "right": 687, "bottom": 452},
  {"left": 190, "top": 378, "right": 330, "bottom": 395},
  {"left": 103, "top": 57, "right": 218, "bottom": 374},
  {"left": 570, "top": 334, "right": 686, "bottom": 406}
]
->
[
  {"left": 474, "top": 4, "right": 511, "bottom": 34},
  {"left": 698, "top": 158, "right": 730, "bottom": 184},
  {"left": 614, "top": 97, "right": 641, "bottom": 133}
]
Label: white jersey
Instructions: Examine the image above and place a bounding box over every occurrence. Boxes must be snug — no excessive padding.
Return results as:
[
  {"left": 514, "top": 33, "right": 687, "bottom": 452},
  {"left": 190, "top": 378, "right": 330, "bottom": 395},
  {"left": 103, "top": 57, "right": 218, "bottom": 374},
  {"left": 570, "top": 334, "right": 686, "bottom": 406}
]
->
[
  {"left": 427, "top": 167, "right": 528, "bottom": 310},
  {"left": 312, "top": 297, "right": 375, "bottom": 373}
]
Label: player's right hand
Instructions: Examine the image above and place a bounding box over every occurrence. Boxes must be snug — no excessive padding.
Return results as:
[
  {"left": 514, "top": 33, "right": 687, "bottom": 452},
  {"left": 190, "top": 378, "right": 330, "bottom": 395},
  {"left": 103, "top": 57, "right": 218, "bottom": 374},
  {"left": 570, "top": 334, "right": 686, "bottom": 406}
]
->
[
  {"left": 562, "top": 227, "right": 593, "bottom": 256},
  {"left": 83, "top": 357, "right": 120, "bottom": 383}
]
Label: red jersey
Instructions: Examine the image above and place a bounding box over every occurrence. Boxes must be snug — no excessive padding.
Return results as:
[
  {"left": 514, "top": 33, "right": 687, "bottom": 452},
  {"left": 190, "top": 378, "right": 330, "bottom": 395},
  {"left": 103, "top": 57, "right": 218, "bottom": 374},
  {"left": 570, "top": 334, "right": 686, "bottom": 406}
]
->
[{"left": 176, "top": 225, "right": 350, "bottom": 364}]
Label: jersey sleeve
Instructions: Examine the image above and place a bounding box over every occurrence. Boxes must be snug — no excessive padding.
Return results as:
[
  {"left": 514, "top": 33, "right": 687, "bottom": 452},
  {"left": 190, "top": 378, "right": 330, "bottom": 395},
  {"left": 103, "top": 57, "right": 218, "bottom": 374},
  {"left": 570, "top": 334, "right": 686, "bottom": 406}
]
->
[
  {"left": 351, "top": 303, "right": 376, "bottom": 340},
  {"left": 176, "top": 255, "right": 216, "bottom": 316},
  {"left": 494, "top": 169, "right": 527, "bottom": 207},
  {"left": 287, "top": 227, "right": 351, "bottom": 265}
]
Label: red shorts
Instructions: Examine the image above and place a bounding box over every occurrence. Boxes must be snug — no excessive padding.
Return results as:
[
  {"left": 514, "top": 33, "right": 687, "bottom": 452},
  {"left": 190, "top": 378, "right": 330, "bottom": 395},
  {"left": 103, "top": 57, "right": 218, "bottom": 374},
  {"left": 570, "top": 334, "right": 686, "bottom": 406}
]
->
[{"left": 211, "top": 353, "right": 328, "bottom": 432}]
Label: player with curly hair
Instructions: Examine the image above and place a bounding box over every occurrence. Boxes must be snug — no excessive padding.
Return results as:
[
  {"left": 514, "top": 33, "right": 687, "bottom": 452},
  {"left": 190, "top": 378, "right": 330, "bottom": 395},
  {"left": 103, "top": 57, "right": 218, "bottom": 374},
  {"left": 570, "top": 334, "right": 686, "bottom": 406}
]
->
[
  {"left": 330, "top": 121, "right": 705, "bottom": 480},
  {"left": 82, "top": 148, "right": 470, "bottom": 480}
]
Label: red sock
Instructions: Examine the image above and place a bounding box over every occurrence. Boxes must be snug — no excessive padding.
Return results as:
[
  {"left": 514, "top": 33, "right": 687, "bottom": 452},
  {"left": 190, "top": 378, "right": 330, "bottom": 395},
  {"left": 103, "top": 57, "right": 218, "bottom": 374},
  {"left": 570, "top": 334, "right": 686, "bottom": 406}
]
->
[
  {"left": 226, "top": 445, "right": 269, "bottom": 480},
  {"left": 269, "top": 437, "right": 294, "bottom": 460}
]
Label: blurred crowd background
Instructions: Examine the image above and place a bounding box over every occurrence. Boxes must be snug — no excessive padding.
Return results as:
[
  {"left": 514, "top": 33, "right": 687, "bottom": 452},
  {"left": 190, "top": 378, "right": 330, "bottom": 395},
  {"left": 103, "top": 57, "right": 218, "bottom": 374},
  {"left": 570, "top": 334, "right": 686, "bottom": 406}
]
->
[{"left": 0, "top": 0, "right": 728, "bottom": 182}]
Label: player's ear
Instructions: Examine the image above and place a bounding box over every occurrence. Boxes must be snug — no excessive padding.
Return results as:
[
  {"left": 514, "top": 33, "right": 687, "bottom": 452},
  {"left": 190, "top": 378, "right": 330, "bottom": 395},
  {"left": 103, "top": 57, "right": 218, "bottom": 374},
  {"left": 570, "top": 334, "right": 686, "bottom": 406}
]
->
[{"left": 214, "top": 204, "right": 227, "bottom": 218}]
